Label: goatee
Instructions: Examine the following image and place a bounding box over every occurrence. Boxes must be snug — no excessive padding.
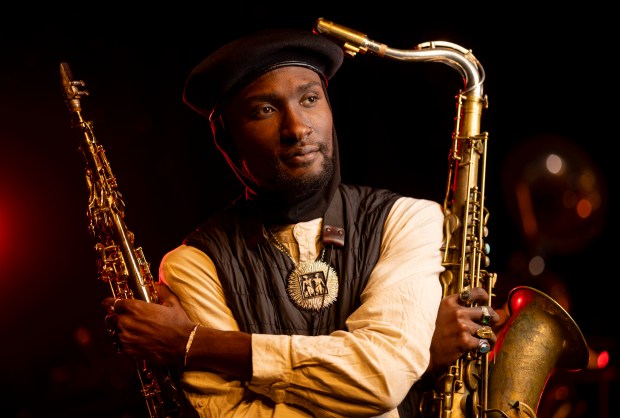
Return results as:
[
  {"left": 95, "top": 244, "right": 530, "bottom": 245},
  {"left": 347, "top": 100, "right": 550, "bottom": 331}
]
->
[{"left": 271, "top": 154, "right": 335, "bottom": 204}]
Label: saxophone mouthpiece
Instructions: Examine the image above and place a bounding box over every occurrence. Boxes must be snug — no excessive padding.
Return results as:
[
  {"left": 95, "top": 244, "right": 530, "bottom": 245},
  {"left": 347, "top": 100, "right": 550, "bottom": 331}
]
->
[
  {"left": 313, "top": 18, "right": 387, "bottom": 58},
  {"left": 60, "top": 62, "right": 88, "bottom": 114}
]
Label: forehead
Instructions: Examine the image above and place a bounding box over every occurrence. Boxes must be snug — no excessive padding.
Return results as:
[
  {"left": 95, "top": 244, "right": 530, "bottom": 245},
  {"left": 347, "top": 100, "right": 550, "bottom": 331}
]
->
[{"left": 236, "top": 66, "right": 323, "bottom": 98}]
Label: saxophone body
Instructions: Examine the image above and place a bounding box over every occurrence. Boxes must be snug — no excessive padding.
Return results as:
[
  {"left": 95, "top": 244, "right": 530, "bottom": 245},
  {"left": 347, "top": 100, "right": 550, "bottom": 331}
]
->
[
  {"left": 60, "top": 63, "right": 190, "bottom": 418},
  {"left": 313, "top": 19, "right": 589, "bottom": 418}
]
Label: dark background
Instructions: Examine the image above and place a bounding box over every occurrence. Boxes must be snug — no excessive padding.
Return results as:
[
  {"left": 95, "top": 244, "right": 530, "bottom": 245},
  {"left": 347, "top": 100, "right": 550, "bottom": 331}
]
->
[{"left": 1, "top": 5, "right": 617, "bottom": 418}]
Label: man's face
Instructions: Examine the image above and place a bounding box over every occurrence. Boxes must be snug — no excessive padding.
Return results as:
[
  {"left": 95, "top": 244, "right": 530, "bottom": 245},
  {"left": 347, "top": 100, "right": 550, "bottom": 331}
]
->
[{"left": 221, "top": 66, "right": 334, "bottom": 196}]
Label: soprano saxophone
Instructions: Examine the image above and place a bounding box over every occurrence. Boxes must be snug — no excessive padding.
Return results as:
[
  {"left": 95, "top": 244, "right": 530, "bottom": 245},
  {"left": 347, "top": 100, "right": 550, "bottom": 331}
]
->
[
  {"left": 60, "top": 62, "right": 191, "bottom": 418},
  {"left": 314, "top": 19, "right": 589, "bottom": 418}
]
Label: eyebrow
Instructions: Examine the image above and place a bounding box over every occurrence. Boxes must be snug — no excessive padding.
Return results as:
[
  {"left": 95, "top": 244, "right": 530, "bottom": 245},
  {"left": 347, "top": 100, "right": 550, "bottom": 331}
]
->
[{"left": 245, "top": 80, "right": 323, "bottom": 103}]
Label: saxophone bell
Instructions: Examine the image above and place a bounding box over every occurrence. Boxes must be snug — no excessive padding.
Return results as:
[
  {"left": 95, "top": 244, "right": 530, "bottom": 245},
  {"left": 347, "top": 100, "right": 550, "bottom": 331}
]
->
[
  {"left": 314, "top": 18, "right": 589, "bottom": 418},
  {"left": 487, "top": 286, "right": 588, "bottom": 418}
]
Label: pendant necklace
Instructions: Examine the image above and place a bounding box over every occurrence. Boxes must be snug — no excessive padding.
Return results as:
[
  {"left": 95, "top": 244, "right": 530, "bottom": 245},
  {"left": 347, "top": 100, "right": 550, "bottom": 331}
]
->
[{"left": 267, "top": 228, "right": 339, "bottom": 311}]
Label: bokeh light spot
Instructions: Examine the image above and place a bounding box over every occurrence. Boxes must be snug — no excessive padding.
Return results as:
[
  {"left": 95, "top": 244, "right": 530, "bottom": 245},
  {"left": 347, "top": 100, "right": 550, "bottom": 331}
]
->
[
  {"left": 597, "top": 350, "right": 609, "bottom": 369},
  {"left": 528, "top": 255, "right": 545, "bottom": 276},
  {"left": 576, "top": 199, "right": 592, "bottom": 219},
  {"left": 546, "top": 153, "right": 563, "bottom": 174}
]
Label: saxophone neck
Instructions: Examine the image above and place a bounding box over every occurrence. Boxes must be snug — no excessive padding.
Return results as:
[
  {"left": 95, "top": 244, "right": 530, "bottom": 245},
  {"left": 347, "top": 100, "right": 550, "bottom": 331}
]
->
[{"left": 313, "top": 18, "right": 485, "bottom": 96}]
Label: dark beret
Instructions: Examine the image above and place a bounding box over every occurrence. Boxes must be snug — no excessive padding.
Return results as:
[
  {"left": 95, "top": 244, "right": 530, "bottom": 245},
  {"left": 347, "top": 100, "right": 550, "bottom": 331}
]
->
[{"left": 183, "top": 28, "right": 344, "bottom": 119}]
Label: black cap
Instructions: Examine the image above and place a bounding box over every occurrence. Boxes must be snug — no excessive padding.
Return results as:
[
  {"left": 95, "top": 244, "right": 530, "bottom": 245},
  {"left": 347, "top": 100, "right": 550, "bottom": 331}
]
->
[{"left": 183, "top": 28, "right": 344, "bottom": 119}]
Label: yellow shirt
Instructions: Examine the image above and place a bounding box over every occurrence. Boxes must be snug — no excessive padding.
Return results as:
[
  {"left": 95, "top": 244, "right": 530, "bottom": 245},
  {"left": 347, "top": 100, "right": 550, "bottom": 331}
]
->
[{"left": 160, "top": 197, "right": 444, "bottom": 417}]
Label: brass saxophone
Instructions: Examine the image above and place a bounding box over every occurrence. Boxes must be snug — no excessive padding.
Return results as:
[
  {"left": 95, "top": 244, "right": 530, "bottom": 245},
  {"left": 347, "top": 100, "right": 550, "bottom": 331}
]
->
[
  {"left": 313, "top": 19, "right": 589, "bottom": 418},
  {"left": 60, "top": 62, "right": 191, "bottom": 418}
]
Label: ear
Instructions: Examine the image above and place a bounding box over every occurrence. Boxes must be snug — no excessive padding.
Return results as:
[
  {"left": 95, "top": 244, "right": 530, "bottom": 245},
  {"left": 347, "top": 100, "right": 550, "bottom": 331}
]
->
[
  {"left": 211, "top": 115, "right": 233, "bottom": 156},
  {"left": 210, "top": 114, "right": 226, "bottom": 144},
  {"left": 210, "top": 115, "right": 243, "bottom": 174}
]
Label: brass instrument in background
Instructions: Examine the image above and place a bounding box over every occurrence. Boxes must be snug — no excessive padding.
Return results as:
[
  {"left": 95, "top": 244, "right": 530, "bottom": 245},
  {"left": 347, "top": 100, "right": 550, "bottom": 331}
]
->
[
  {"left": 313, "top": 18, "right": 589, "bottom": 418},
  {"left": 60, "top": 62, "right": 191, "bottom": 418}
]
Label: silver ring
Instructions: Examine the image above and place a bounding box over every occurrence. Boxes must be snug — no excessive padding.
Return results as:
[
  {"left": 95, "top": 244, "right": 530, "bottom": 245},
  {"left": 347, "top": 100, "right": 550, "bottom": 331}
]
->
[
  {"left": 480, "top": 305, "right": 491, "bottom": 325},
  {"left": 112, "top": 298, "right": 122, "bottom": 312},
  {"left": 478, "top": 339, "right": 491, "bottom": 354},
  {"left": 458, "top": 289, "right": 472, "bottom": 304}
]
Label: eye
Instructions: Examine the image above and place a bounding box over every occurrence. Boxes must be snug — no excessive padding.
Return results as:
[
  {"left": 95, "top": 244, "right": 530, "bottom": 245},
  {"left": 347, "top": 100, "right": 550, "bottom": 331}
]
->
[
  {"left": 302, "top": 93, "right": 320, "bottom": 107},
  {"left": 251, "top": 104, "right": 276, "bottom": 119}
]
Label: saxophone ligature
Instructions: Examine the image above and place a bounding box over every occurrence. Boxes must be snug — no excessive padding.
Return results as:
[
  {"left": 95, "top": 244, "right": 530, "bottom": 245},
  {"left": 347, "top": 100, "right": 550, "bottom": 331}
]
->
[
  {"left": 60, "top": 62, "right": 192, "bottom": 418},
  {"left": 313, "top": 18, "right": 589, "bottom": 418}
]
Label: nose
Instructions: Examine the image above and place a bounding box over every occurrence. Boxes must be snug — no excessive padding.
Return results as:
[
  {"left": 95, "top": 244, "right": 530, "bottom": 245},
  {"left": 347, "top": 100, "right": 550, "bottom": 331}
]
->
[{"left": 280, "top": 107, "right": 313, "bottom": 144}]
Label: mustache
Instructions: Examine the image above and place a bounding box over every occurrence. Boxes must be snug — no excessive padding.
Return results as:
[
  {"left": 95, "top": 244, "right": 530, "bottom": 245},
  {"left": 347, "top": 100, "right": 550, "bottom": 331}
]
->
[{"left": 281, "top": 140, "right": 328, "bottom": 161}]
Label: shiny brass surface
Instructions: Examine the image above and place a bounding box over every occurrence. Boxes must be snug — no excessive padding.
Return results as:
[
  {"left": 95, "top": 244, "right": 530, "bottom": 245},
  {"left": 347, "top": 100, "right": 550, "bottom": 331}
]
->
[
  {"left": 314, "top": 18, "right": 589, "bottom": 418},
  {"left": 487, "top": 286, "right": 588, "bottom": 417},
  {"left": 60, "top": 62, "right": 192, "bottom": 418}
]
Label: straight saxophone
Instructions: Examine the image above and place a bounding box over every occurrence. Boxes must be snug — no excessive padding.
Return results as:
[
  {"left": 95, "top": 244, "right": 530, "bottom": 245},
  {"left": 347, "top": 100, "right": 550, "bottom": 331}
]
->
[
  {"left": 60, "top": 62, "right": 191, "bottom": 418},
  {"left": 314, "top": 18, "right": 589, "bottom": 418}
]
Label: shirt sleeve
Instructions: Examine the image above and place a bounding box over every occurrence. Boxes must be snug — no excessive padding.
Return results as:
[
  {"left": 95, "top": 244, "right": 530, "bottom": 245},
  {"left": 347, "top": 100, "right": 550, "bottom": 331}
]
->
[{"left": 160, "top": 197, "right": 444, "bottom": 418}]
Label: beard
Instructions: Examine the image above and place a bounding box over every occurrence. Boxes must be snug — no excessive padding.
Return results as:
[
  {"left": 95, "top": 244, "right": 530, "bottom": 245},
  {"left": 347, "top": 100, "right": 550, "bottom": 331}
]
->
[{"left": 268, "top": 152, "right": 335, "bottom": 204}]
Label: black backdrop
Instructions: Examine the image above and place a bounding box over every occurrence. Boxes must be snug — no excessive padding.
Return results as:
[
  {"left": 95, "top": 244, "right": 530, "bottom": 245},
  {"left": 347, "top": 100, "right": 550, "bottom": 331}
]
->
[{"left": 1, "top": 5, "right": 617, "bottom": 417}]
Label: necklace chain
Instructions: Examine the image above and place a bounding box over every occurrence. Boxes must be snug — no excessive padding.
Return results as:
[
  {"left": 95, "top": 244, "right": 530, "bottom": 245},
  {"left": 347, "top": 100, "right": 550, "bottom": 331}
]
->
[
  {"left": 267, "top": 228, "right": 325, "bottom": 264},
  {"left": 267, "top": 228, "right": 338, "bottom": 311},
  {"left": 267, "top": 229, "right": 296, "bottom": 264}
]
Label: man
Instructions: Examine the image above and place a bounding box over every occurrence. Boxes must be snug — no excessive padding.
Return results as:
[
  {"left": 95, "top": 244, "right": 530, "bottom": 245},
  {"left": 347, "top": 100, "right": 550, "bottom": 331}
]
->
[{"left": 104, "top": 27, "right": 498, "bottom": 417}]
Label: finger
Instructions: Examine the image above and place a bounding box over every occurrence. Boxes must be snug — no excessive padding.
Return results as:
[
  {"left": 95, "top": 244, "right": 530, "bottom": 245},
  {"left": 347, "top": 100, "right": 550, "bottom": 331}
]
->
[
  {"left": 110, "top": 298, "right": 124, "bottom": 313},
  {"left": 476, "top": 305, "right": 501, "bottom": 326},
  {"left": 480, "top": 305, "right": 492, "bottom": 325},
  {"left": 457, "top": 287, "right": 489, "bottom": 305},
  {"left": 475, "top": 325, "right": 494, "bottom": 340},
  {"left": 102, "top": 297, "right": 124, "bottom": 314},
  {"left": 468, "top": 287, "right": 490, "bottom": 304},
  {"left": 156, "top": 283, "right": 174, "bottom": 304},
  {"left": 104, "top": 314, "right": 114, "bottom": 327},
  {"left": 101, "top": 297, "right": 116, "bottom": 313},
  {"left": 156, "top": 283, "right": 182, "bottom": 308},
  {"left": 477, "top": 338, "right": 491, "bottom": 354},
  {"left": 457, "top": 289, "right": 473, "bottom": 305},
  {"left": 104, "top": 316, "right": 122, "bottom": 352}
]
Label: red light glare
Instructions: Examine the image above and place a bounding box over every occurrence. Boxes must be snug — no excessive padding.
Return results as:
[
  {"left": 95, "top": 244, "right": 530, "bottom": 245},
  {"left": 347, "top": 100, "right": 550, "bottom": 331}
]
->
[
  {"left": 511, "top": 294, "right": 525, "bottom": 309},
  {"left": 597, "top": 350, "right": 609, "bottom": 369}
]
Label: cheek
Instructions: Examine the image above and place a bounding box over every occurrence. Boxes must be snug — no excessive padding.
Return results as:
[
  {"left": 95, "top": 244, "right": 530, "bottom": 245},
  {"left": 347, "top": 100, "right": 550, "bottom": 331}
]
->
[
  {"left": 316, "top": 113, "right": 334, "bottom": 153},
  {"left": 231, "top": 122, "right": 276, "bottom": 159},
  {"left": 233, "top": 131, "right": 277, "bottom": 181}
]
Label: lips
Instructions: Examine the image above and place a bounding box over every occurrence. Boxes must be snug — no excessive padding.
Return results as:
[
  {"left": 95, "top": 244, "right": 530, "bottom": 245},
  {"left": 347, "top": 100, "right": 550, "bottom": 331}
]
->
[{"left": 282, "top": 145, "right": 321, "bottom": 163}]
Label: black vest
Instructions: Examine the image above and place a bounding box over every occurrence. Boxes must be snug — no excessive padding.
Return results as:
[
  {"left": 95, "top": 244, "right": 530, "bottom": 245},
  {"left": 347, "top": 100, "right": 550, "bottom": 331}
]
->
[
  {"left": 184, "top": 184, "right": 401, "bottom": 336},
  {"left": 185, "top": 184, "right": 426, "bottom": 416}
]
